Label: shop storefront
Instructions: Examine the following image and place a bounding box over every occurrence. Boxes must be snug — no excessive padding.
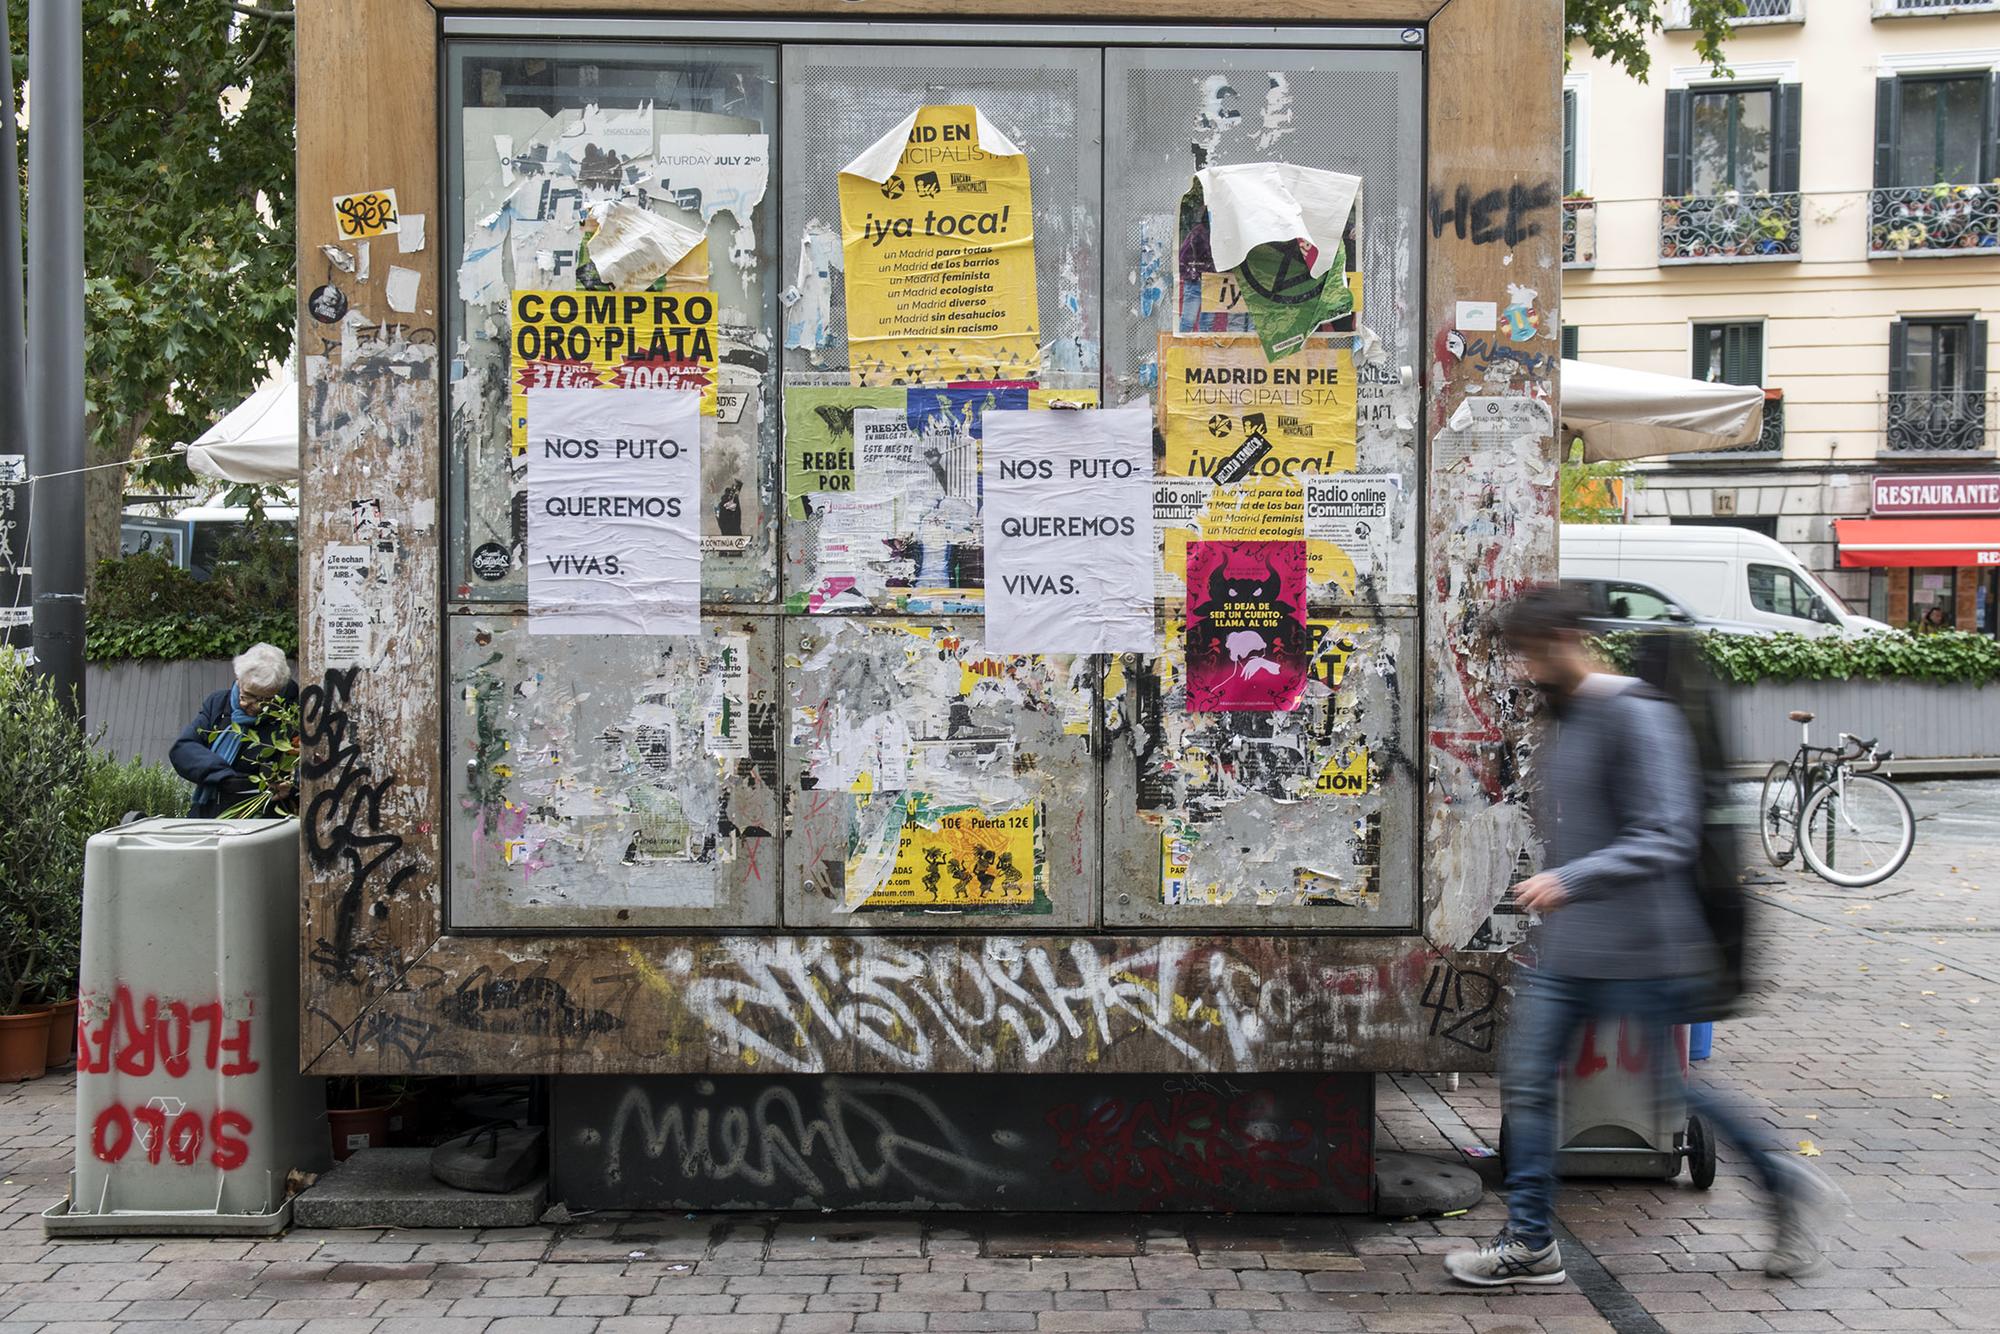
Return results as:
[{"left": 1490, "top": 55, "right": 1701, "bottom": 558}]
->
[
  {"left": 1839, "top": 473, "right": 2000, "bottom": 632},
  {"left": 294, "top": 0, "right": 1563, "bottom": 1209}
]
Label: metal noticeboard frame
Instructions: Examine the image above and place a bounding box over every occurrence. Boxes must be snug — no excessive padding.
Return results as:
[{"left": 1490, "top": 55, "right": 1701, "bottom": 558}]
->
[{"left": 295, "top": 0, "right": 1562, "bottom": 1079}]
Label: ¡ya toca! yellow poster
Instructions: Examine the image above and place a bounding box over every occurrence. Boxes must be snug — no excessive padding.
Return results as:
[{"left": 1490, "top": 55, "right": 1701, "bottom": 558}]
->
[{"left": 837, "top": 105, "right": 1039, "bottom": 387}]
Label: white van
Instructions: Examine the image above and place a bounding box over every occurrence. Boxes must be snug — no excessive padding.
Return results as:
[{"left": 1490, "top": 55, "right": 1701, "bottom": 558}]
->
[{"left": 1559, "top": 524, "right": 1889, "bottom": 639}]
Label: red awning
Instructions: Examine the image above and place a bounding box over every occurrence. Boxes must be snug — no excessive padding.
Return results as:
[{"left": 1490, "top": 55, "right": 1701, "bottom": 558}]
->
[{"left": 1836, "top": 517, "right": 2000, "bottom": 568}]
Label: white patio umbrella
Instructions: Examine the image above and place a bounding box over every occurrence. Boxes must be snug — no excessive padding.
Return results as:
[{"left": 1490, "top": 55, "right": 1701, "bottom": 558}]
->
[
  {"left": 184, "top": 371, "right": 299, "bottom": 483},
  {"left": 1560, "top": 358, "right": 1766, "bottom": 462}
]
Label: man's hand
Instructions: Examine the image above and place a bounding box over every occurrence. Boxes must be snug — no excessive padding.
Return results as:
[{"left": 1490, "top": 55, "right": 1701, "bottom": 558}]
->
[{"left": 1512, "top": 871, "right": 1569, "bottom": 914}]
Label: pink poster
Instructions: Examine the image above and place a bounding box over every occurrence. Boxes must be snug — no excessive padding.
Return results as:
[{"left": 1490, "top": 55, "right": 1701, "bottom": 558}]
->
[{"left": 1184, "top": 540, "right": 1310, "bottom": 712}]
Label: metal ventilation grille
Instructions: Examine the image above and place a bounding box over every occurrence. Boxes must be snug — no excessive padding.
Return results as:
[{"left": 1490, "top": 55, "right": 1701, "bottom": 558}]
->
[
  {"left": 1103, "top": 49, "right": 1423, "bottom": 408},
  {"left": 781, "top": 45, "right": 1103, "bottom": 384}
]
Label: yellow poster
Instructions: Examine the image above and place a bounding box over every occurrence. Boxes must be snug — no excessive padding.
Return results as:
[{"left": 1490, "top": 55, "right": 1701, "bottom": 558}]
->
[
  {"left": 847, "top": 799, "right": 1039, "bottom": 909},
  {"left": 837, "top": 105, "right": 1039, "bottom": 386},
  {"left": 510, "top": 289, "right": 718, "bottom": 455},
  {"left": 1158, "top": 333, "right": 1358, "bottom": 585}
]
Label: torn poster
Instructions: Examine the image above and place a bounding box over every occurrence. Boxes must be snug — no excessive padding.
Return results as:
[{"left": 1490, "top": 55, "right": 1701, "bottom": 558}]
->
[
  {"left": 654, "top": 134, "right": 770, "bottom": 230},
  {"left": 582, "top": 200, "right": 705, "bottom": 289},
  {"left": 1184, "top": 539, "right": 1310, "bottom": 713},
  {"left": 525, "top": 387, "right": 702, "bottom": 636},
  {"left": 782, "top": 219, "right": 839, "bottom": 351},
  {"left": 1302, "top": 473, "right": 1397, "bottom": 583},
  {"left": 982, "top": 407, "right": 1155, "bottom": 655},
  {"left": 332, "top": 188, "right": 400, "bottom": 240},
  {"left": 320, "top": 544, "right": 371, "bottom": 669},
  {"left": 510, "top": 289, "right": 718, "bottom": 455},
  {"left": 557, "top": 102, "right": 654, "bottom": 190},
  {"left": 396, "top": 213, "right": 426, "bottom": 255},
  {"left": 837, "top": 105, "right": 1038, "bottom": 385},
  {"left": 1194, "top": 163, "right": 1359, "bottom": 277},
  {"left": 704, "top": 632, "right": 752, "bottom": 759}
]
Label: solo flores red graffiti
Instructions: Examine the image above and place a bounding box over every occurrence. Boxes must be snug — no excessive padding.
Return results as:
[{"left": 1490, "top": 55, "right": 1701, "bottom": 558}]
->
[{"left": 76, "top": 986, "right": 259, "bottom": 1169}]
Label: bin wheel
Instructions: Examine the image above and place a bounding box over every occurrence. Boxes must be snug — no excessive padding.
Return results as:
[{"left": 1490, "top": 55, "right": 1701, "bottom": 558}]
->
[{"left": 1686, "top": 1114, "right": 1716, "bottom": 1190}]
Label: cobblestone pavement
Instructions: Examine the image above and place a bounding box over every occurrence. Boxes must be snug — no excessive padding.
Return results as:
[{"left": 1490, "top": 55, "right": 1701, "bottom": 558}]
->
[{"left": 2, "top": 781, "right": 1995, "bottom": 1334}]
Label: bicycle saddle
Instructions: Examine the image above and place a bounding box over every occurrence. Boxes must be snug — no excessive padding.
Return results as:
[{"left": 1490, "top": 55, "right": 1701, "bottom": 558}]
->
[{"left": 1788, "top": 710, "right": 1814, "bottom": 723}]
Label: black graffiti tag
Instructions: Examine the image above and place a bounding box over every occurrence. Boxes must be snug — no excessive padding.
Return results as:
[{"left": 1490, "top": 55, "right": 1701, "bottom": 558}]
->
[
  {"left": 299, "top": 667, "right": 422, "bottom": 979},
  {"left": 1420, "top": 961, "right": 1499, "bottom": 1054},
  {"left": 1427, "top": 182, "right": 1556, "bottom": 247}
]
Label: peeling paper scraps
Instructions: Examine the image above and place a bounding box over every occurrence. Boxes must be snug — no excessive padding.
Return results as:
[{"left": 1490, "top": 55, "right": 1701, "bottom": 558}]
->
[
  {"left": 385, "top": 265, "right": 422, "bottom": 314},
  {"left": 583, "top": 200, "right": 705, "bottom": 289},
  {"left": 457, "top": 211, "right": 509, "bottom": 307},
  {"left": 782, "top": 219, "right": 839, "bottom": 351},
  {"left": 558, "top": 102, "right": 654, "bottom": 189},
  {"left": 1448, "top": 394, "right": 1554, "bottom": 437},
  {"left": 1195, "top": 162, "right": 1359, "bottom": 278},
  {"left": 839, "top": 105, "right": 1023, "bottom": 184},
  {"left": 319, "top": 244, "right": 356, "bottom": 275},
  {"left": 397, "top": 212, "right": 427, "bottom": 255},
  {"left": 1257, "top": 74, "right": 1295, "bottom": 150}
]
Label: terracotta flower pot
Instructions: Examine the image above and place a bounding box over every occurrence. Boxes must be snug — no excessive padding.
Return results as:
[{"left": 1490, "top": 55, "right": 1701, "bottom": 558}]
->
[
  {"left": 0, "top": 1009, "right": 54, "bottom": 1083},
  {"left": 328, "top": 1104, "right": 393, "bottom": 1161},
  {"left": 40, "top": 999, "right": 78, "bottom": 1068}
]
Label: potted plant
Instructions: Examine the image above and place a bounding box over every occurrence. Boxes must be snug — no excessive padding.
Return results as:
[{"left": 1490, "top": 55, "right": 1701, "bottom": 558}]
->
[
  {"left": 0, "top": 651, "right": 94, "bottom": 1081},
  {"left": 208, "top": 695, "right": 303, "bottom": 819}
]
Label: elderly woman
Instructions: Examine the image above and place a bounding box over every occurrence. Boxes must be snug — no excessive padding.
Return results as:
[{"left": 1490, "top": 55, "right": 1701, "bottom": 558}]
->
[{"left": 170, "top": 643, "right": 300, "bottom": 818}]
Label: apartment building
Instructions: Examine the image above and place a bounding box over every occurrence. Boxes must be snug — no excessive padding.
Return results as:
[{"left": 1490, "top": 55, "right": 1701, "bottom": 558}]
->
[{"left": 1563, "top": 0, "right": 2000, "bottom": 632}]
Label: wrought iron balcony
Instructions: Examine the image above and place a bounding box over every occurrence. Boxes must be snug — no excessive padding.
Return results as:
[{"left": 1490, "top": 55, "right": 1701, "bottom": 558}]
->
[
  {"left": 1562, "top": 198, "right": 1596, "bottom": 269},
  {"left": 1883, "top": 390, "right": 1992, "bottom": 454},
  {"left": 1868, "top": 184, "right": 2000, "bottom": 258},
  {"left": 1659, "top": 191, "right": 1802, "bottom": 264}
]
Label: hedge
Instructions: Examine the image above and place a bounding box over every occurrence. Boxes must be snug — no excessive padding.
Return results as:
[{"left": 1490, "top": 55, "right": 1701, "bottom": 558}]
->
[
  {"left": 1595, "top": 630, "right": 2000, "bottom": 688},
  {"left": 85, "top": 610, "right": 298, "bottom": 664}
]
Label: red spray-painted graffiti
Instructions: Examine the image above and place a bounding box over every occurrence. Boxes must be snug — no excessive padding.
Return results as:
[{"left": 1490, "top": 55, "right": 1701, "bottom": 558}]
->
[
  {"left": 77, "top": 985, "right": 260, "bottom": 1168},
  {"left": 1045, "top": 1075, "right": 1372, "bottom": 1206},
  {"left": 1572, "top": 1018, "right": 1689, "bottom": 1081}
]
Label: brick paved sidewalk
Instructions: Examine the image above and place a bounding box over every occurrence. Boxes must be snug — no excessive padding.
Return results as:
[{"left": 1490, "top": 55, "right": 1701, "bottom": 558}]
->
[{"left": 2, "top": 782, "right": 1995, "bottom": 1334}]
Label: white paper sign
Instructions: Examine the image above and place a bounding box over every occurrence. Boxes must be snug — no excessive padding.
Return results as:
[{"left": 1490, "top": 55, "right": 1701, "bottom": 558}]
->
[
  {"left": 982, "top": 408, "right": 1155, "bottom": 655},
  {"left": 1456, "top": 300, "right": 1498, "bottom": 332},
  {"left": 527, "top": 387, "right": 702, "bottom": 636},
  {"left": 704, "top": 632, "right": 751, "bottom": 758},
  {"left": 1304, "top": 474, "right": 1398, "bottom": 580}
]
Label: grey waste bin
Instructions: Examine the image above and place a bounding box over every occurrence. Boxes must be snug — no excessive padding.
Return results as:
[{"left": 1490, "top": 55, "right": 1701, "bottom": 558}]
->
[
  {"left": 1554, "top": 1016, "right": 1711, "bottom": 1187},
  {"left": 43, "top": 818, "right": 329, "bottom": 1236}
]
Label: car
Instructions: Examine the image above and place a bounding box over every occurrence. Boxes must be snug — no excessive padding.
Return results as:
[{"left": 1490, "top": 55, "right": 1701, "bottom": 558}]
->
[{"left": 1562, "top": 575, "right": 1770, "bottom": 636}]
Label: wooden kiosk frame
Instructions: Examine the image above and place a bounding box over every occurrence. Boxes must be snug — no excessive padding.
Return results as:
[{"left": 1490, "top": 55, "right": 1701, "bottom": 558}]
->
[{"left": 295, "top": 0, "right": 1563, "bottom": 1081}]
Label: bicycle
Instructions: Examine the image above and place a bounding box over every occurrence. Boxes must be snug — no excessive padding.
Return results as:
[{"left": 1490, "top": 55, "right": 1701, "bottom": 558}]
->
[{"left": 1758, "top": 709, "right": 1914, "bottom": 888}]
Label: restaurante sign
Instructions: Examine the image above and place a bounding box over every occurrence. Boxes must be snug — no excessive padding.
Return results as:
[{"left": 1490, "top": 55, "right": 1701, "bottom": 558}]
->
[{"left": 1872, "top": 473, "right": 2000, "bottom": 517}]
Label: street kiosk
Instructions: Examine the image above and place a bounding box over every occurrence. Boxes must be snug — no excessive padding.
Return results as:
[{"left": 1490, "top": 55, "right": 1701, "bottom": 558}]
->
[{"left": 295, "top": 0, "right": 1563, "bottom": 1211}]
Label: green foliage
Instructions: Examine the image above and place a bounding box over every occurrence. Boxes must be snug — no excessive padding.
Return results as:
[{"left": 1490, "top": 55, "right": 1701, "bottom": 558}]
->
[
  {"left": 211, "top": 695, "right": 301, "bottom": 818},
  {"left": 1589, "top": 630, "right": 2000, "bottom": 687},
  {"left": 1697, "top": 630, "right": 2000, "bottom": 687},
  {"left": 7, "top": 0, "right": 295, "bottom": 490},
  {"left": 84, "top": 517, "right": 297, "bottom": 662},
  {"left": 84, "top": 753, "right": 192, "bottom": 831},
  {"left": 1568, "top": 0, "right": 1738, "bottom": 82},
  {"left": 0, "top": 651, "right": 95, "bottom": 1012}
]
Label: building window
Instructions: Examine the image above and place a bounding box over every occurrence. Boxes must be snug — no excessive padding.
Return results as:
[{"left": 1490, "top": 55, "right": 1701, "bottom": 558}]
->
[
  {"left": 1561, "top": 324, "right": 1580, "bottom": 361},
  {"left": 1662, "top": 84, "right": 1802, "bottom": 262},
  {"left": 1888, "top": 317, "right": 1990, "bottom": 451},
  {"left": 1693, "top": 321, "right": 1763, "bottom": 386},
  {"left": 1867, "top": 74, "right": 2000, "bottom": 255},
  {"left": 1910, "top": 568, "right": 1957, "bottom": 628},
  {"left": 1563, "top": 86, "right": 1578, "bottom": 195}
]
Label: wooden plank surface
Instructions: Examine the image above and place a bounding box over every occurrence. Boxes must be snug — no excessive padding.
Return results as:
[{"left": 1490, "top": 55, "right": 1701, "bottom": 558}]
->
[
  {"left": 309, "top": 932, "right": 1512, "bottom": 1075},
  {"left": 296, "top": 0, "right": 448, "bottom": 1072},
  {"left": 1419, "top": 0, "right": 1564, "bottom": 952}
]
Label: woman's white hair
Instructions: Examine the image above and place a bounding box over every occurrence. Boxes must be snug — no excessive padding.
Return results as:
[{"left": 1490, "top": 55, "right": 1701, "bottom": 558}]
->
[{"left": 233, "top": 642, "right": 291, "bottom": 695}]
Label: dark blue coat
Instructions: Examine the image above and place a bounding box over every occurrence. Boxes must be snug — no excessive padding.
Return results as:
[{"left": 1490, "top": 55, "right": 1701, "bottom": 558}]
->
[{"left": 169, "top": 681, "right": 299, "bottom": 818}]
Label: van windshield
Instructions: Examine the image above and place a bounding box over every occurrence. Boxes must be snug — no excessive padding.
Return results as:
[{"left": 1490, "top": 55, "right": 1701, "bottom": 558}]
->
[{"left": 1747, "top": 563, "right": 1831, "bottom": 623}]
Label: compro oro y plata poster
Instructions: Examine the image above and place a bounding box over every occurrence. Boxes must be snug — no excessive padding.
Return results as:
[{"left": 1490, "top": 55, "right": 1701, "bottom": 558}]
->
[
  {"left": 1158, "top": 332, "right": 1358, "bottom": 587},
  {"left": 837, "top": 105, "right": 1038, "bottom": 387},
  {"left": 510, "top": 290, "right": 719, "bottom": 455}
]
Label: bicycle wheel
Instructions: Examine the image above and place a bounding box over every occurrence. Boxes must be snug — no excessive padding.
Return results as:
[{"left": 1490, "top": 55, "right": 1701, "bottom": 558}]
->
[
  {"left": 1759, "top": 761, "right": 1801, "bottom": 867},
  {"left": 1799, "top": 772, "right": 1914, "bottom": 888}
]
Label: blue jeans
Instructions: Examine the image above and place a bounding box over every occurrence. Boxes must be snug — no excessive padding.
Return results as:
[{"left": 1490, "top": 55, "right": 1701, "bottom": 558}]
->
[{"left": 1500, "top": 971, "right": 1784, "bottom": 1248}]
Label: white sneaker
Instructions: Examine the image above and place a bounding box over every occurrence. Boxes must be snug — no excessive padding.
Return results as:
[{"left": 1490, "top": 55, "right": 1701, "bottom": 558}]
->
[
  {"left": 1764, "top": 1155, "right": 1849, "bottom": 1278},
  {"left": 1444, "top": 1232, "right": 1567, "bottom": 1287}
]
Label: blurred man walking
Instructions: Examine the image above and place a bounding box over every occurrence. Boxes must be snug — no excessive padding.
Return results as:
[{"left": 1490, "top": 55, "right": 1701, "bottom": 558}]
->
[{"left": 1445, "top": 585, "right": 1843, "bottom": 1287}]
